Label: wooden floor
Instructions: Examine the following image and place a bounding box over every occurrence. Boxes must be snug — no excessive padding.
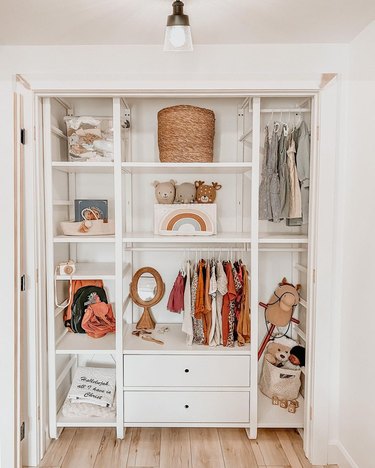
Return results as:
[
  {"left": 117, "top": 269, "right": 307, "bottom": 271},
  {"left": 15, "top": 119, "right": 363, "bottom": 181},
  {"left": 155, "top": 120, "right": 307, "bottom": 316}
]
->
[{"left": 33, "top": 427, "right": 338, "bottom": 468}]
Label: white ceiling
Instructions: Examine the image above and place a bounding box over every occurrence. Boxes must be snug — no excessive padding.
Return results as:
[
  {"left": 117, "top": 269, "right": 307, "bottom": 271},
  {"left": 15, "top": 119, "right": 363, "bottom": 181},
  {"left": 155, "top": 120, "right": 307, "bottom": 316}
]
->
[{"left": 1, "top": 0, "right": 374, "bottom": 45}]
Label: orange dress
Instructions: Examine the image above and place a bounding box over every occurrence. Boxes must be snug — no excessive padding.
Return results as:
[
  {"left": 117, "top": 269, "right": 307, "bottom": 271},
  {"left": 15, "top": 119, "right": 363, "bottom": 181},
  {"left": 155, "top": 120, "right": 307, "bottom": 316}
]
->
[
  {"left": 222, "top": 262, "right": 236, "bottom": 347},
  {"left": 237, "top": 265, "right": 251, "bottom": 346}
]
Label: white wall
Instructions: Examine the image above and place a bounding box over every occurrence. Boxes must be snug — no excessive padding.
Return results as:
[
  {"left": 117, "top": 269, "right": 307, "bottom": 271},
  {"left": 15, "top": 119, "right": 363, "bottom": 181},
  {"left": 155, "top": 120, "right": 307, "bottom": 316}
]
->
[
  {"left": 0, "top": 42, "right": 348, "bottom": 467},
  {"left": 330, "top": 20, "right": 375, "bottom": 467}
]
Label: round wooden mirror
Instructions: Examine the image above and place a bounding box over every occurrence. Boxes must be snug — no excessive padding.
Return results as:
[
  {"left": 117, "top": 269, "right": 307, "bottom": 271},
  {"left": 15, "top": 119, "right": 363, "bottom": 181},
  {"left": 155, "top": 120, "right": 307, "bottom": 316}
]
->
[{"left": 130, "top": 267, "right": 165, "bottom": 330}]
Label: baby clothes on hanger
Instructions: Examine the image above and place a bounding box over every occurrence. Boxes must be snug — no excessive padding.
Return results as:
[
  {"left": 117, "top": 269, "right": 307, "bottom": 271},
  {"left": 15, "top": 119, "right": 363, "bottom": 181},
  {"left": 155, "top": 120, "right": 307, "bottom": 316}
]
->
[
  {"left": 208, "top": 262, "right": 220, "bottom": 346},
  {"left": 286, "top": 137, "right": 302, "bottom": 222},
  {"left": 268, "top": 125, "right": 282, "bottom": 223},
  {"left": 182, "top": 260, "right": 193, "bottom": 345},
  {"left": 259, "top": 125, "right": 272, "bottom": 220},
  {"left": 167, "top": 271, "right": 185, "bottom": 313},
  {"left": 278, "top": 124, "right": 291, "bottom": 219},
  {"left": 222, "top": 261, "right": 236, "bottom": 347},
  {"left": 215, "top": 260, "right": 227, "bottom": 345},
  {"left": 191, "top": 263, "right": 204, "bottom": 344},
  {"left": 237, "top": 265, "right": 251, "bottom": 346},
  {"left": 295, "top": 120, "right": 310, "bottom": 224},
  {"left": 203, "top": 261, "right": 212, "bottom": 344}
]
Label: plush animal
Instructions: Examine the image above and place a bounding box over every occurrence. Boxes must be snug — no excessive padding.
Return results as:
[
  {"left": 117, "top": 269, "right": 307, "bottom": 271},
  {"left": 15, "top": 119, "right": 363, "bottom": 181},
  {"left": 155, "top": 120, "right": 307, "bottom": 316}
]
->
[
  {"left": 265, "top": 341, "right": 292, "bottom": 367},
  {"left": 174, "top": 182, "right": 196, "bottom": 204},
  {"left": 153, "top": 180, "right": 176, "bottom": 204},
  {"left": 195, "top": 181, "right": 222, "bottom": 203}
]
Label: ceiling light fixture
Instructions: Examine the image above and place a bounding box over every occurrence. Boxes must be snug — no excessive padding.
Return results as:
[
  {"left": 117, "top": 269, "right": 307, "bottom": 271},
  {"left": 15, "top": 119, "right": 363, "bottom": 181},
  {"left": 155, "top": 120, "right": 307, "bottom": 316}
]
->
[{"left": 163, "top": 1, "right": 193, "bottom": 52}]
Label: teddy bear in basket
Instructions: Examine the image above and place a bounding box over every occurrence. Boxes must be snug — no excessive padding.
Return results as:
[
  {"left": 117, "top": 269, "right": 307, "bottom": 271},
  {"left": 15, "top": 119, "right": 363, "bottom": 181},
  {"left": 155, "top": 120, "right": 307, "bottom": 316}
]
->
[{"left": 265, "top": 339, "right": 292, "bottom": 367}]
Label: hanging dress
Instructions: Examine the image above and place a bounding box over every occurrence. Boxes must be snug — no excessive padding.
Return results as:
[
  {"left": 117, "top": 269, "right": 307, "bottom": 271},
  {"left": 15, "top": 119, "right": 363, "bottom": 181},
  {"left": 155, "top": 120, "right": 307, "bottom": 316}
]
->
[
  {"left": 237, "top": 265, "right": 251, "bottom": 346},
  {"left": 286, "top": 137, "right": 302, "bottom": 220},
  {"left": 191, "top": 263, "right": 204, "bottom": 344},
  {"left": 208, "top": 262, "right": 220, "bottom": 346},
  {"left": 167, "top": 271, "right": 185, "bottom": 313},
  {"left": 278, "top": 124, "right": 291, "bottom": 219},
  {"left": 259, "top": 126, "right": 272, "bottom": 220},
  {"left": 182, "top": 260, "right": 193, "bottom": 345},
  {"left": 269, "top": 124, "right": 282, "bottom": 222},
  {"left": 295, "top": 120, "right": 310, "bottom": 224},
  {"left": 222, "top": 261, "right": 236, "bottom": 347},
  {"left": 215, "top": 261, "right": 227, "bottom": 345}
]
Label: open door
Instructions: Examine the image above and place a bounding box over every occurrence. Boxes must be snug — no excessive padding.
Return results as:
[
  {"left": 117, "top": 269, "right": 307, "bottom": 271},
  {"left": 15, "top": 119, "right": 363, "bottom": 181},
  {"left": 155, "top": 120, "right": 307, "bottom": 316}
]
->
[{"left": 14, "top": 74, "right": 41, "bottom": 468}]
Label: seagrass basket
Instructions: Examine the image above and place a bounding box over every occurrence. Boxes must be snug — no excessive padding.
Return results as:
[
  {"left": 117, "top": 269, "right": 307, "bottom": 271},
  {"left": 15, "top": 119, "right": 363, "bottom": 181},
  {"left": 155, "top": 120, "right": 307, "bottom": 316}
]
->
[{"left": 157, "top": 105, "right": 215, "bottom": 163}]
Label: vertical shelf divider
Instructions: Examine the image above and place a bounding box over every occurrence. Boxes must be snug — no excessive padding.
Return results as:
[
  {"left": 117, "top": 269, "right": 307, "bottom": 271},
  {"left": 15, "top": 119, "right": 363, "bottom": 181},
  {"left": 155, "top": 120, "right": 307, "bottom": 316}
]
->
[
  {"left": 43, "top": 97, "right": 58, "bottom": 438},
  {"left": 250, "top": 97, "right": 260, "bottom": 438},
  {"left": 113, "top": 98, "right": 124, "bottom": 438}
]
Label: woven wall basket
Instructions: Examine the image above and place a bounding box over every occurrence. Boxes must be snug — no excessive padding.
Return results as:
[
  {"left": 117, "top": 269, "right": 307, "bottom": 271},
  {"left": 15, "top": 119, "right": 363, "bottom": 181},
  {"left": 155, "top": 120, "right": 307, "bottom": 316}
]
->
[{"left": 158, "top": 105, "right": 215, "bottom": 163}]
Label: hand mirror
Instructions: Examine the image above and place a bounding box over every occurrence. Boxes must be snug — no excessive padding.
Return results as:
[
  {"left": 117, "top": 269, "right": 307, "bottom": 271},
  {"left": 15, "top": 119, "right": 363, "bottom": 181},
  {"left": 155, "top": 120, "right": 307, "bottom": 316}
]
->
[{"left": 130, "top": 267, "right": 165, "bottom": 330}]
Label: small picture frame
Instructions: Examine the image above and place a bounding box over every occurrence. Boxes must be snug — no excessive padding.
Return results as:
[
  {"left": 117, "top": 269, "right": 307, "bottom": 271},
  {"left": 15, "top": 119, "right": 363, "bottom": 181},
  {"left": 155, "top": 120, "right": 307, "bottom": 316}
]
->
[{"left": 74, "top": 199, "right": 108, "bottom": 222}]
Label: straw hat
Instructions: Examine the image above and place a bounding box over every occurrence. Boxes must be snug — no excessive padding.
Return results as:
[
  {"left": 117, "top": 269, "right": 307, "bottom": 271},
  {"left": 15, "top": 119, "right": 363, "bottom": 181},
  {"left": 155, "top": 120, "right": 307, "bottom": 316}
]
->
[{"left": 266, "top": 283, "right": 300, "bottom": 327}]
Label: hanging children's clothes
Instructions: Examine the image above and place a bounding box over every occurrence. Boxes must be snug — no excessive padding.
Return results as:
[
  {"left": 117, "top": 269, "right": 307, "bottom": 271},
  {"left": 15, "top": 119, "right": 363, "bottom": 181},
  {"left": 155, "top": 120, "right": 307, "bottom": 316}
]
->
[
  {"left": 237, "top": 265, "right": 251, "bottom": 346},
  {"left": 286, "top": 137, "right": 302, "bottom": 221},
  {"left": 208, "top": 262, "right": 220, "bottom": 346},
  {"left": 203, "top": 261, "right": 212, "bottom": 344},
  {"left": 222, "top": 261, "right": 236, "bottom": 347},
  {"left": 278, "top": 124, "right": 290, "bottom": 219},
  {"left": 167, "top": 271, "right": 185, "bottom": 313},
  {"left": 215, "top": 260, "right": 227, "bottom": 345},
  {"left": 295, "top": 120, "right": 310, "bottom": 224},
  {"left": 259, "top": 125, "right": 272, "bottom": 220},
  {"left": 182, "top": 260, "right": 193, "bottom": 345},
  {"left": 191, "top": 263, "right": 205, "bottom": 344}
]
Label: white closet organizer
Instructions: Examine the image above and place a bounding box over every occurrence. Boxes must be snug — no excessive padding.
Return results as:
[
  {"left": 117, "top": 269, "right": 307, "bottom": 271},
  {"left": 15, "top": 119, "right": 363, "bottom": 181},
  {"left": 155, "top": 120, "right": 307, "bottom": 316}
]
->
[{"left": 42, "top": 93, "right": 314, "bottom": 446}]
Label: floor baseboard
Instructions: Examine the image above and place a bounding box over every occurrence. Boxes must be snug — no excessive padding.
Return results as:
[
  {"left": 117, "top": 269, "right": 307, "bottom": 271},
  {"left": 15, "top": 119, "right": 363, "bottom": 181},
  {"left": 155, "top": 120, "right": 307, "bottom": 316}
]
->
[{"left": 328, "top": 440, "right": 358, "bottom": 468}]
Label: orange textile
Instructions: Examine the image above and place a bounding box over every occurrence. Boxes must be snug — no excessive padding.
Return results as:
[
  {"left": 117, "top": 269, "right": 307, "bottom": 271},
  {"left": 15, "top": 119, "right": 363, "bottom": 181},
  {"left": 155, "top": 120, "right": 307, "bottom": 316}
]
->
[
  {"left": 82, "top": 302, "right": 116, "bottom": 338},
  {"left": 237, "top": 265, "right": 251, "bottom": 346},
  {"left": 222, "top": 262, "right": 236, "bottom": 347},
  {"left": 195, "top": 260, "right": 206, "bottom": 319},
  {"left": 203, "top": 262, "right": 212, "bottom": 344}
]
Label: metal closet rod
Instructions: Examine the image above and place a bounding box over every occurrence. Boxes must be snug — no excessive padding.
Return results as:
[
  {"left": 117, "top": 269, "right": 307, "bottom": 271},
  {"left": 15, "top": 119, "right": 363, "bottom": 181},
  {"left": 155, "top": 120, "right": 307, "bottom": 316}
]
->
[
  {"left": 123, "top": 247, "right": 306, "bottom": 252},
  {"left": 250, "top": 108, "right": 311, "bottom": 113}
]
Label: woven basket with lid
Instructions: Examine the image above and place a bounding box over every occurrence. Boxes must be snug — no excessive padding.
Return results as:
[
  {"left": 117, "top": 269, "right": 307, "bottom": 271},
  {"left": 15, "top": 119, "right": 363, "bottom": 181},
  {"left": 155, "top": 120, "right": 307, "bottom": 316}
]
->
[{"left": 157, "top": 105, "right": 215, "bottom": 163}]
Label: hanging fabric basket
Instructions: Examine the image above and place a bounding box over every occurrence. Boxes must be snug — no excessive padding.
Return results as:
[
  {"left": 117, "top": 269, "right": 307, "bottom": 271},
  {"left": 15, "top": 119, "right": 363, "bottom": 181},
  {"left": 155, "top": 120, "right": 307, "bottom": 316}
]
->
[
  {"left": 259, "top": 359, "right": 301, "bottom": 400},
  {"left": 157, "top": 105, "right": 215, "bottom": 163}
]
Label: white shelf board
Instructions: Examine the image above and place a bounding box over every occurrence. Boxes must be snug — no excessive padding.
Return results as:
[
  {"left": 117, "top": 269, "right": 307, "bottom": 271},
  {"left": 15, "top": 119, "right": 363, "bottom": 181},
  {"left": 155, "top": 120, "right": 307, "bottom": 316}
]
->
[
  {"left": 54, "top": 235, "right": 115, "bottom": 243},
  {"left": 123, "top": 323, "right": 251, "bottom": 355},
  {"left": 52, "top": 162, "right": 114, "bottom": 173},
  {"left": 123, "top": 232, "right": 252, "bottom": 244},
  {"left": 259, "top": 233, "right": 308, "bottom": 244},
  {"left": 258, "top": 390, "right": 304, "bottom": 428},
  {"left": 56, "top": 409, "right": 116, "bottom": 427},
  {"left": 122, "top": 162, "right": 252, "bottom": 174},
  {"left": 55, "top": 262, "right": 115, "bottom": 280},
  {"left": 56, "top": 332, "right": 116, "bottom": 354}
]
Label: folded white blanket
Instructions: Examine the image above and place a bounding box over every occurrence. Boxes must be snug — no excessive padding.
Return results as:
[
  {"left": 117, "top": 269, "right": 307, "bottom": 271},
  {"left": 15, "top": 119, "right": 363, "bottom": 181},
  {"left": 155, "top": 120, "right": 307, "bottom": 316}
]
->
[
  {"left": 62, "top": 399, "right": 116, "bottom": 418},
  {"left": 67, "top": 367, "right": 116, "bottom": 408}
]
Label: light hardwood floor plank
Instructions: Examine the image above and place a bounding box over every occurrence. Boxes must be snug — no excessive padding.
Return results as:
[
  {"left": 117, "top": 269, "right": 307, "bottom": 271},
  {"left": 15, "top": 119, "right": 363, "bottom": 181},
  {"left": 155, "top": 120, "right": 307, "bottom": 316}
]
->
[
  {"left": 159, "top": 427, "right": 191, "bottom": 468},
  {"left": 250, "top": 438, "right": 266, "bottom": 465},
  {"left": 93, "top": 428, "right": 132, "bottom": 468},
  {"left": 218, "top": 428, "right": 258, "bottom": 468},
  {"left": 127, "top": 428, "right": 161, "bottom": 467},
  {"left": 276, "top": 430, "right": 304, "bottom": 468},
  {"left": 287, "top": 431, "right": 312, "bottom": 468},
  {"left": 190, "top": 428, "right": 225, "bottom": 468},
  {"left": 256, "top": 429, "right": 290, "bottom": 466},
  {"left": 39, "top": 428, "right": 76, "bottom": 467},
  {"left": 61, "top": 428, "right": 104, "bottom": 468}
]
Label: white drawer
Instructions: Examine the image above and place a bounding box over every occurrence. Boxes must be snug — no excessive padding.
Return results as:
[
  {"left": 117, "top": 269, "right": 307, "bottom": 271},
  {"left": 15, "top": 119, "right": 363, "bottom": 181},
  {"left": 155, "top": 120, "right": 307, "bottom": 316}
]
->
[
  {"left": 123, "top": 355, "right": 250, "bottom": 387},
  {"left": 124, "top": 391, "right": 250, "bottom": 423}
]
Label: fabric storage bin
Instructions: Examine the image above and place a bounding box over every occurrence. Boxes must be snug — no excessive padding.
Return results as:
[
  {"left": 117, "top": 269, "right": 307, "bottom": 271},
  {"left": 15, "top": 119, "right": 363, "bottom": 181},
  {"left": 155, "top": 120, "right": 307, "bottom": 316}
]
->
[
  {"left": 259, "top": 359, "right": 301, "bottom": 400},
  {"left": 154, "top": 203, "right": 217, "bottom": 236},
  {"left": 65, "top": 116, "right": 114, "bottom": 162},
  {"left": 157, "top": 105, "right": 215, "bottom": 163},
  {"left": 60, "top": 219, "right": 115, "bottom": 236}
]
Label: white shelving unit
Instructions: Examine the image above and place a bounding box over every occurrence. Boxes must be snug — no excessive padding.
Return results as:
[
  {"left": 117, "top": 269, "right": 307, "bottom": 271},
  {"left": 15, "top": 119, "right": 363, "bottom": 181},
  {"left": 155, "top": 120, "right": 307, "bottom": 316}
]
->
[{"left": 42, "top": 92, "right": 314, "bottom": 445}]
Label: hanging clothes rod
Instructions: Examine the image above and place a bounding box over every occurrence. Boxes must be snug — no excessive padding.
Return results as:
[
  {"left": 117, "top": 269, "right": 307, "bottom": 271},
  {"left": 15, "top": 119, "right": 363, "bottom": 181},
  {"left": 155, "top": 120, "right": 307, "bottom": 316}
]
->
[
  {"left": 249, "top": 108, "right": 311, "bottom": 113},
  {"left": 124, "top": 247, "right": 249, "bottom": 252}
]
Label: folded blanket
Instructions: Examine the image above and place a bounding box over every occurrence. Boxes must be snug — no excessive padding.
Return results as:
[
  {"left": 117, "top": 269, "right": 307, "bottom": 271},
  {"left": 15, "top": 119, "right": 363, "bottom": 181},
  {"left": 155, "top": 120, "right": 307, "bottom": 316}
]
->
[
  {"left": 67, "top": 367, "right": 116, "bottom": 407},
  {"left": 62, "top": 399, "right": 116, "bottom": 418}
]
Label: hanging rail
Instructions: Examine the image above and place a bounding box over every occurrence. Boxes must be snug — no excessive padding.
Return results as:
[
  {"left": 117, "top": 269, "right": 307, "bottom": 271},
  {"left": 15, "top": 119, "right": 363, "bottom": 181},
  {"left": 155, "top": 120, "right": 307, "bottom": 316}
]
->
[{"left": 249, "top": 108, "right": 311, "bottom": 113}]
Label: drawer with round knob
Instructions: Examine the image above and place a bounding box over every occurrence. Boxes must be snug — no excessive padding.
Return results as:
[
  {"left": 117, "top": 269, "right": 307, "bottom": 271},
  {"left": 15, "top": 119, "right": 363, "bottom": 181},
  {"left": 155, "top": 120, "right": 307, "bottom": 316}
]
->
[
  {"left": 123, "top": 391, "right": 250, "bottom": 423},
  {"left": 123, "top": 355, "right": 250, "bottom": 387}
]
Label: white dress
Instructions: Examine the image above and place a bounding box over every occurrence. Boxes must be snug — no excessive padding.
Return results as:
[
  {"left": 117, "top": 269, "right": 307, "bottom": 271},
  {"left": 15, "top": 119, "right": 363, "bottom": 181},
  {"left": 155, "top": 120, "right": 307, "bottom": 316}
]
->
[{"left": 182, "top": 260, "right": 194, "bottom": 345}]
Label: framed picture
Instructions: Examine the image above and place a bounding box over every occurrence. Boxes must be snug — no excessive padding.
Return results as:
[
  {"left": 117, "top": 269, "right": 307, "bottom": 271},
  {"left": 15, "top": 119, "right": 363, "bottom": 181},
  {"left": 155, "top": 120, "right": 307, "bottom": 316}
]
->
[{"left": 74, "top": 199, "right": 109, "bottom": 222}]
